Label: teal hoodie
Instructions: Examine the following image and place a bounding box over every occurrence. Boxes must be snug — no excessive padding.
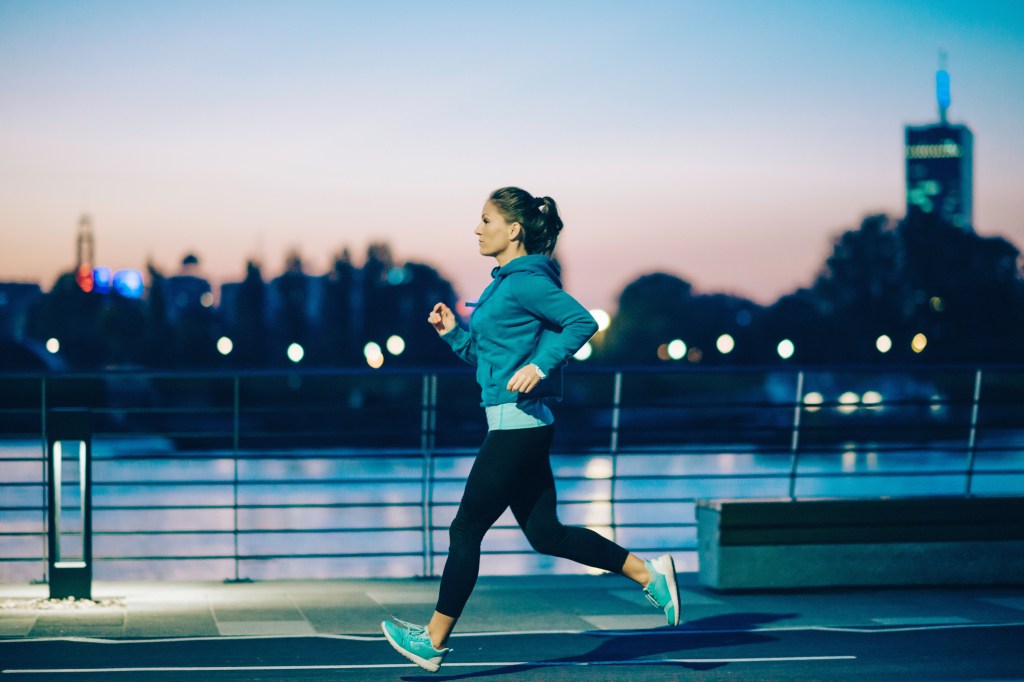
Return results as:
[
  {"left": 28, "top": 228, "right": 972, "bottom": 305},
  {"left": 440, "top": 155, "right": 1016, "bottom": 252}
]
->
[{"left": 441, "top": 255, "right": 598, "bottom": 407}]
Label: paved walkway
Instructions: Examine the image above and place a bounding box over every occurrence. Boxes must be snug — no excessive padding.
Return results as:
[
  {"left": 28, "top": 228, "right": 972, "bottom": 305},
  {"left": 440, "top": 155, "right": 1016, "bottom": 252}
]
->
[{"left": 2, "top": 574, "right": 1023, "bottom": 679}]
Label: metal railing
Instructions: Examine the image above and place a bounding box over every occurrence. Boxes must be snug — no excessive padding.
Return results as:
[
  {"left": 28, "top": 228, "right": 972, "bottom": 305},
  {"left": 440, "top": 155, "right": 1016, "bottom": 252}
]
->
[{"left": 1, "top": 365, "right": 1022, "bottom": 582}]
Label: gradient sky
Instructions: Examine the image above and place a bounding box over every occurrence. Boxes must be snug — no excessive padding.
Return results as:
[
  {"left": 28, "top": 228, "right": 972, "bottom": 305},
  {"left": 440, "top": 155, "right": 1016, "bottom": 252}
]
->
[{"left": 2, "top": 0, "right": 1023, "bottom": 310}]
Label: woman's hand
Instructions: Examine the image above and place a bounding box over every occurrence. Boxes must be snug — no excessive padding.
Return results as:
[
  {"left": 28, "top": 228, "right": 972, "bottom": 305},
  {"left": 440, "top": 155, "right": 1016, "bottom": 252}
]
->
[
  {"left": 507, "top": 364, "right": 543, "bottom": 394},
  {"left": 428, "top": 302, "right": 456, "bottom": 335}
]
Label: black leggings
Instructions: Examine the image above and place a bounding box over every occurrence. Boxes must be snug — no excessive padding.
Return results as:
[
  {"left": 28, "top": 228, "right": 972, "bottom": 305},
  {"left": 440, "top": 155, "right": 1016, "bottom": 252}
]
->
[{"left": 435, "top": 425, "right": 630, "bottom": 619}]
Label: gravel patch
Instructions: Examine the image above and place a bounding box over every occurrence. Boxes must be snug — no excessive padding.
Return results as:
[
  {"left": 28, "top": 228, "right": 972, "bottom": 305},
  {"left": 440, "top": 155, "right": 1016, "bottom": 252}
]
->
[{"left": 0, "top": 596, "right": 126, "bottom": 611}]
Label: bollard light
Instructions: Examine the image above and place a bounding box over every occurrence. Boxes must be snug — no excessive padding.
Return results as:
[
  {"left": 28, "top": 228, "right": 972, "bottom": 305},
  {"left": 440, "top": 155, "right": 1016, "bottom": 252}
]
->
[{"left": 46, "top": 410, "right": 92, "bottom": 599}]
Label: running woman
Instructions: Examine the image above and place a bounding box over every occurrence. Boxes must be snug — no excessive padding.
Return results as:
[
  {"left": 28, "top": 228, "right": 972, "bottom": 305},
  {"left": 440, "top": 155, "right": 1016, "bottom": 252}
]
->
[{"left": 381, "top": 187, "right": 680, "bottom": 672}]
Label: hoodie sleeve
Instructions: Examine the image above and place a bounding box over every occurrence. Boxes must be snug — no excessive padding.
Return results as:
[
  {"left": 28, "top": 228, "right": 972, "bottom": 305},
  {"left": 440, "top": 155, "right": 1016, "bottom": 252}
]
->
[
  {"left": 440, "top": 324, "right": 478, "bottom": 366},
  {"left": 509, "top": 274, "right": 598, "bottom": 375}
]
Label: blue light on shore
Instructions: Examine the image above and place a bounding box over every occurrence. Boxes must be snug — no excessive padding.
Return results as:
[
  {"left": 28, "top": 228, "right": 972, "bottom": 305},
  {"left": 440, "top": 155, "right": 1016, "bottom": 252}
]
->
[{"left": 113, "top": 269, "right": 144, "bottom": 299}]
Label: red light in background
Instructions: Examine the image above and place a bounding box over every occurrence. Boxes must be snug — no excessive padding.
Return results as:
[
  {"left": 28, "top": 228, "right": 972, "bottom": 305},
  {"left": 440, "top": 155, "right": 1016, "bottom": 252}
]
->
[{"left": 76, "top": 264, "right": 94, "bottom": 293}]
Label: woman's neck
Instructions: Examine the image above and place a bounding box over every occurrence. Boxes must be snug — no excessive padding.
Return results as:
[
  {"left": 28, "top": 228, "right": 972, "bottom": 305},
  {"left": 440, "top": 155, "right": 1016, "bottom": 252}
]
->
[{"left": 494, "top": 245, "right": 528, "bottom": 268}]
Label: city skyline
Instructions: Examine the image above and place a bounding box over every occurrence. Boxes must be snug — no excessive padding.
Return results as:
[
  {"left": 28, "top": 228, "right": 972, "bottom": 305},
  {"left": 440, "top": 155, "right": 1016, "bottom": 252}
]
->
[{"left": 2, "top": 1, "right": 1023, "bottom": 310}]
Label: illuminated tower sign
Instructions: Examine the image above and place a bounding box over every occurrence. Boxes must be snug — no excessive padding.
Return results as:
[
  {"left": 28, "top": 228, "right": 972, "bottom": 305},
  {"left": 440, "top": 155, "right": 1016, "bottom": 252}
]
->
[{"left": 904, "top": 55, "right": 973, "bottom": 231}]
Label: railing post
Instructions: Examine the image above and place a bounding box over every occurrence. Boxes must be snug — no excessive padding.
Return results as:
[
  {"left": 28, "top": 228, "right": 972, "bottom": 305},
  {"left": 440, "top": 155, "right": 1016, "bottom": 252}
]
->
[
  {"left": 787, "top": 371, "right": 805, "bottom": 501},
  {"left": 609, "top": 371, "right": 622, "bottom": 541},
  {"left": 40, "top": 377, "right": 47, "bottom": 584},
  {"left": 420, "top": 373, "right": 438, "bottom": 577},
  {"left": 232, "top": 375, "right": 241, "bottom": 581},
  {"left": 965, "top": 368, "right": 983, "bottom": 497}
]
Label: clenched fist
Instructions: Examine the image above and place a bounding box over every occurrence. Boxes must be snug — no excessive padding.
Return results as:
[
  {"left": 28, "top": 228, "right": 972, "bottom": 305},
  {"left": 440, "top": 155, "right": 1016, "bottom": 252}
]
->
[{"left": 428, "top": 302, "right": 456, "bottom": 335}]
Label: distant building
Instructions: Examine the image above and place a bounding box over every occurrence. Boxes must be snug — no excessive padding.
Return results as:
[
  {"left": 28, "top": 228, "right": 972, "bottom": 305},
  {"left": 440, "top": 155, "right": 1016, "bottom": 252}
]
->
[
  {"left": 0, "top": 282, "right": 42, "bottom": 340},
  {"left": 905, "top": 58, "right": 973, "bottom": 230},
  {"left": 164, "top": 253, "right": 213, "bottom": 324}
]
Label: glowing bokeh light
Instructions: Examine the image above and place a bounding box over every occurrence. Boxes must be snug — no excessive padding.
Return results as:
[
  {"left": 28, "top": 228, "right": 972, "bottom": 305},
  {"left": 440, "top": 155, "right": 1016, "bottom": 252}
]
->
[
  {"left": 112, "top": 269, "right": 144, "bottom": 298},
  {"left": 584, "top": 458, "right": 613, "bottom": 479},
  {"left": 667, "top": 339, "right": 686, "bottom": 360},
  {"left": 217, "top": 337, "right": 233, "bottom": 355},
  {"left": 777, "top": 339, "right": 794, "bottom": 359},
  {"left": 93, "top": 266, "right": 112, "bottom": 294},
  {"left": 574, "top": 342, "right": 593, "bottom": 361},
  {"left": 876, "top": 335, "right": 892, "bottom": 353},
  {"left": 911, "top": 333, "right": 928, "bottom": 353},
  {"left": 716, "top": 334, "right": 735, "bottom": 354},
  {"left": 287, "top": 343, "right": 304, "bottom": 363},
  {"left": 803, "top": 391, "right": 823, "bottom": 413},
  {"left": 590, "top": 309, "right": 611, "bottom": 332},
  {"left": 46, "top": 338, "right": 60, "bottom": 354},
  {"left": 838, "top": 391, "right": 859, "bottom": 415},
  {"left": 386, "top": 335, "right": 405, "bottom": 355}
]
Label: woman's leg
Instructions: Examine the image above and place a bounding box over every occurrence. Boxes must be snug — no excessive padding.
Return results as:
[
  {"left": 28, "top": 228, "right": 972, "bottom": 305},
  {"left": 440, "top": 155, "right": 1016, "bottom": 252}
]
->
[
  {"left": 509, "top": 427, "right": 641, "bottom": 577},
  {"left": 429, "top": 429, "right": 535, "bottom": 647},
  {"left": 505, "top": 428, "right": 680, "bottom": 625}
]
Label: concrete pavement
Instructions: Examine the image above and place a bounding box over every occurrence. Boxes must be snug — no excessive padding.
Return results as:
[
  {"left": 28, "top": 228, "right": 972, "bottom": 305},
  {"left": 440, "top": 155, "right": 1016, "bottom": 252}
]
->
[{"left": 2, "top": 574, "right": 1023, "bottom": 679}]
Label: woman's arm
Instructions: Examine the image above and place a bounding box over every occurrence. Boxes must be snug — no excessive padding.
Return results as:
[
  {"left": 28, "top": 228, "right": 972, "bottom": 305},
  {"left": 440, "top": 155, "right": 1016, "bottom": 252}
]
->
[
  {"left": 429, "top": 302, "right": 478, "bottom": 366},
  {"left": 510, "top": 275, "right": 598, "bottom": 376}
]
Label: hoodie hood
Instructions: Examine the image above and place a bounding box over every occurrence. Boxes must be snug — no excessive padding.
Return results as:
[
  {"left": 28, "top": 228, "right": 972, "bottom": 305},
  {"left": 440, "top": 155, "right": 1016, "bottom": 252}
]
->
[
  {"left": 471, "top": 255, "right": 561, "bottom": 310},
  {"left": 492, "top": 254, "right": 561, "bottom": 286}
]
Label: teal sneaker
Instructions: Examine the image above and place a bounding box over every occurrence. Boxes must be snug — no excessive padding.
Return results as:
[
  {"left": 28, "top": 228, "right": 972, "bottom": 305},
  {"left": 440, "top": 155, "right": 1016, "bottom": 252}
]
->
[
  {"left": 643, "top": 553, "right": 681, "bottom": 626},
  {"left": 380, "top": 618, "right": 451, "bottom": 672}
]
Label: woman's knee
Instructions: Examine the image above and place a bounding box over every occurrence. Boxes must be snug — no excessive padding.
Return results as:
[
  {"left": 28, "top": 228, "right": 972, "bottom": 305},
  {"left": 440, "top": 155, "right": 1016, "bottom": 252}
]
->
[
  {"left": 449, "top": 513, "right": 486, "bottom": 551},
  {"left": 523, "top": 519, "right": 567, "bottom": 556}
]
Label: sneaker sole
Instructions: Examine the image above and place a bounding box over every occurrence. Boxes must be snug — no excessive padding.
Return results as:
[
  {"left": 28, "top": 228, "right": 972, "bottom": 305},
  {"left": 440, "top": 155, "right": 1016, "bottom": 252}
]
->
[
  {"left": 659, "top": 553, "right": 681, "bottom": 626},
  {"left": 380, "top": 621, "right": 441, "bottom": 673}
]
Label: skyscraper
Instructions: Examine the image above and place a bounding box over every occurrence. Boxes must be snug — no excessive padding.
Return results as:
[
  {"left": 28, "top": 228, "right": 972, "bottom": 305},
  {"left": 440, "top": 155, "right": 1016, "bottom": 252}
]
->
[{"left": 904, "top": 57, "right": 973, "bottom": 231}]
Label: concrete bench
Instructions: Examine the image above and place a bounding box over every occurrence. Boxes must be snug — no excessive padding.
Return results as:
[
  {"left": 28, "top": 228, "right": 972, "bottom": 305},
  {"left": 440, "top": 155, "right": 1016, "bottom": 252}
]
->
[{"left": 696, "top": 496, "right": 1024, "bottom": 590}]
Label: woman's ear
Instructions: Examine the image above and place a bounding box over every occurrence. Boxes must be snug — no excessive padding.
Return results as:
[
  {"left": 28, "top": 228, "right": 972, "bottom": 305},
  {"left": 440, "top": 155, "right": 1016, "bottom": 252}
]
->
[{"left": 509, "top": 222, "right": 523, "bottom": 241}]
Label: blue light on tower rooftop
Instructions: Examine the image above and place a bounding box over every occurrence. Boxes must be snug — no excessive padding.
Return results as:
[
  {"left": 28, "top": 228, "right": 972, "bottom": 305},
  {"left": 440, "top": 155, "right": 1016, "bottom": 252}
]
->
[{"left": 936, "top": 68, "right": 951, "bottom": 123}]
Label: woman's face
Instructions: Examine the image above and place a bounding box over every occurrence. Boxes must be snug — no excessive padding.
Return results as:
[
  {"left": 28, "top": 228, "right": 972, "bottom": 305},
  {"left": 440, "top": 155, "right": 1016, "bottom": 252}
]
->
[{"left": 475, "top": 200, "right": 520, "bottom": 260}]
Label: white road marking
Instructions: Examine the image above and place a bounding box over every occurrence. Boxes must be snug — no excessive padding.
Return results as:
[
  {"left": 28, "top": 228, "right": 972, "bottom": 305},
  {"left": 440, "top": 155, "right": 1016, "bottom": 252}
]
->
[{"left": 2, "top": 656, "right": 858, "bottom": 674}]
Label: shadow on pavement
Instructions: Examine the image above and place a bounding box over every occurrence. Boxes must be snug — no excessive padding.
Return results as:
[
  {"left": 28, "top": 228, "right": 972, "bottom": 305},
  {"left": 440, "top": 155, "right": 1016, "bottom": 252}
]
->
[{"left": 403, "top": 612, "right": 797, "bottom": 680}]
